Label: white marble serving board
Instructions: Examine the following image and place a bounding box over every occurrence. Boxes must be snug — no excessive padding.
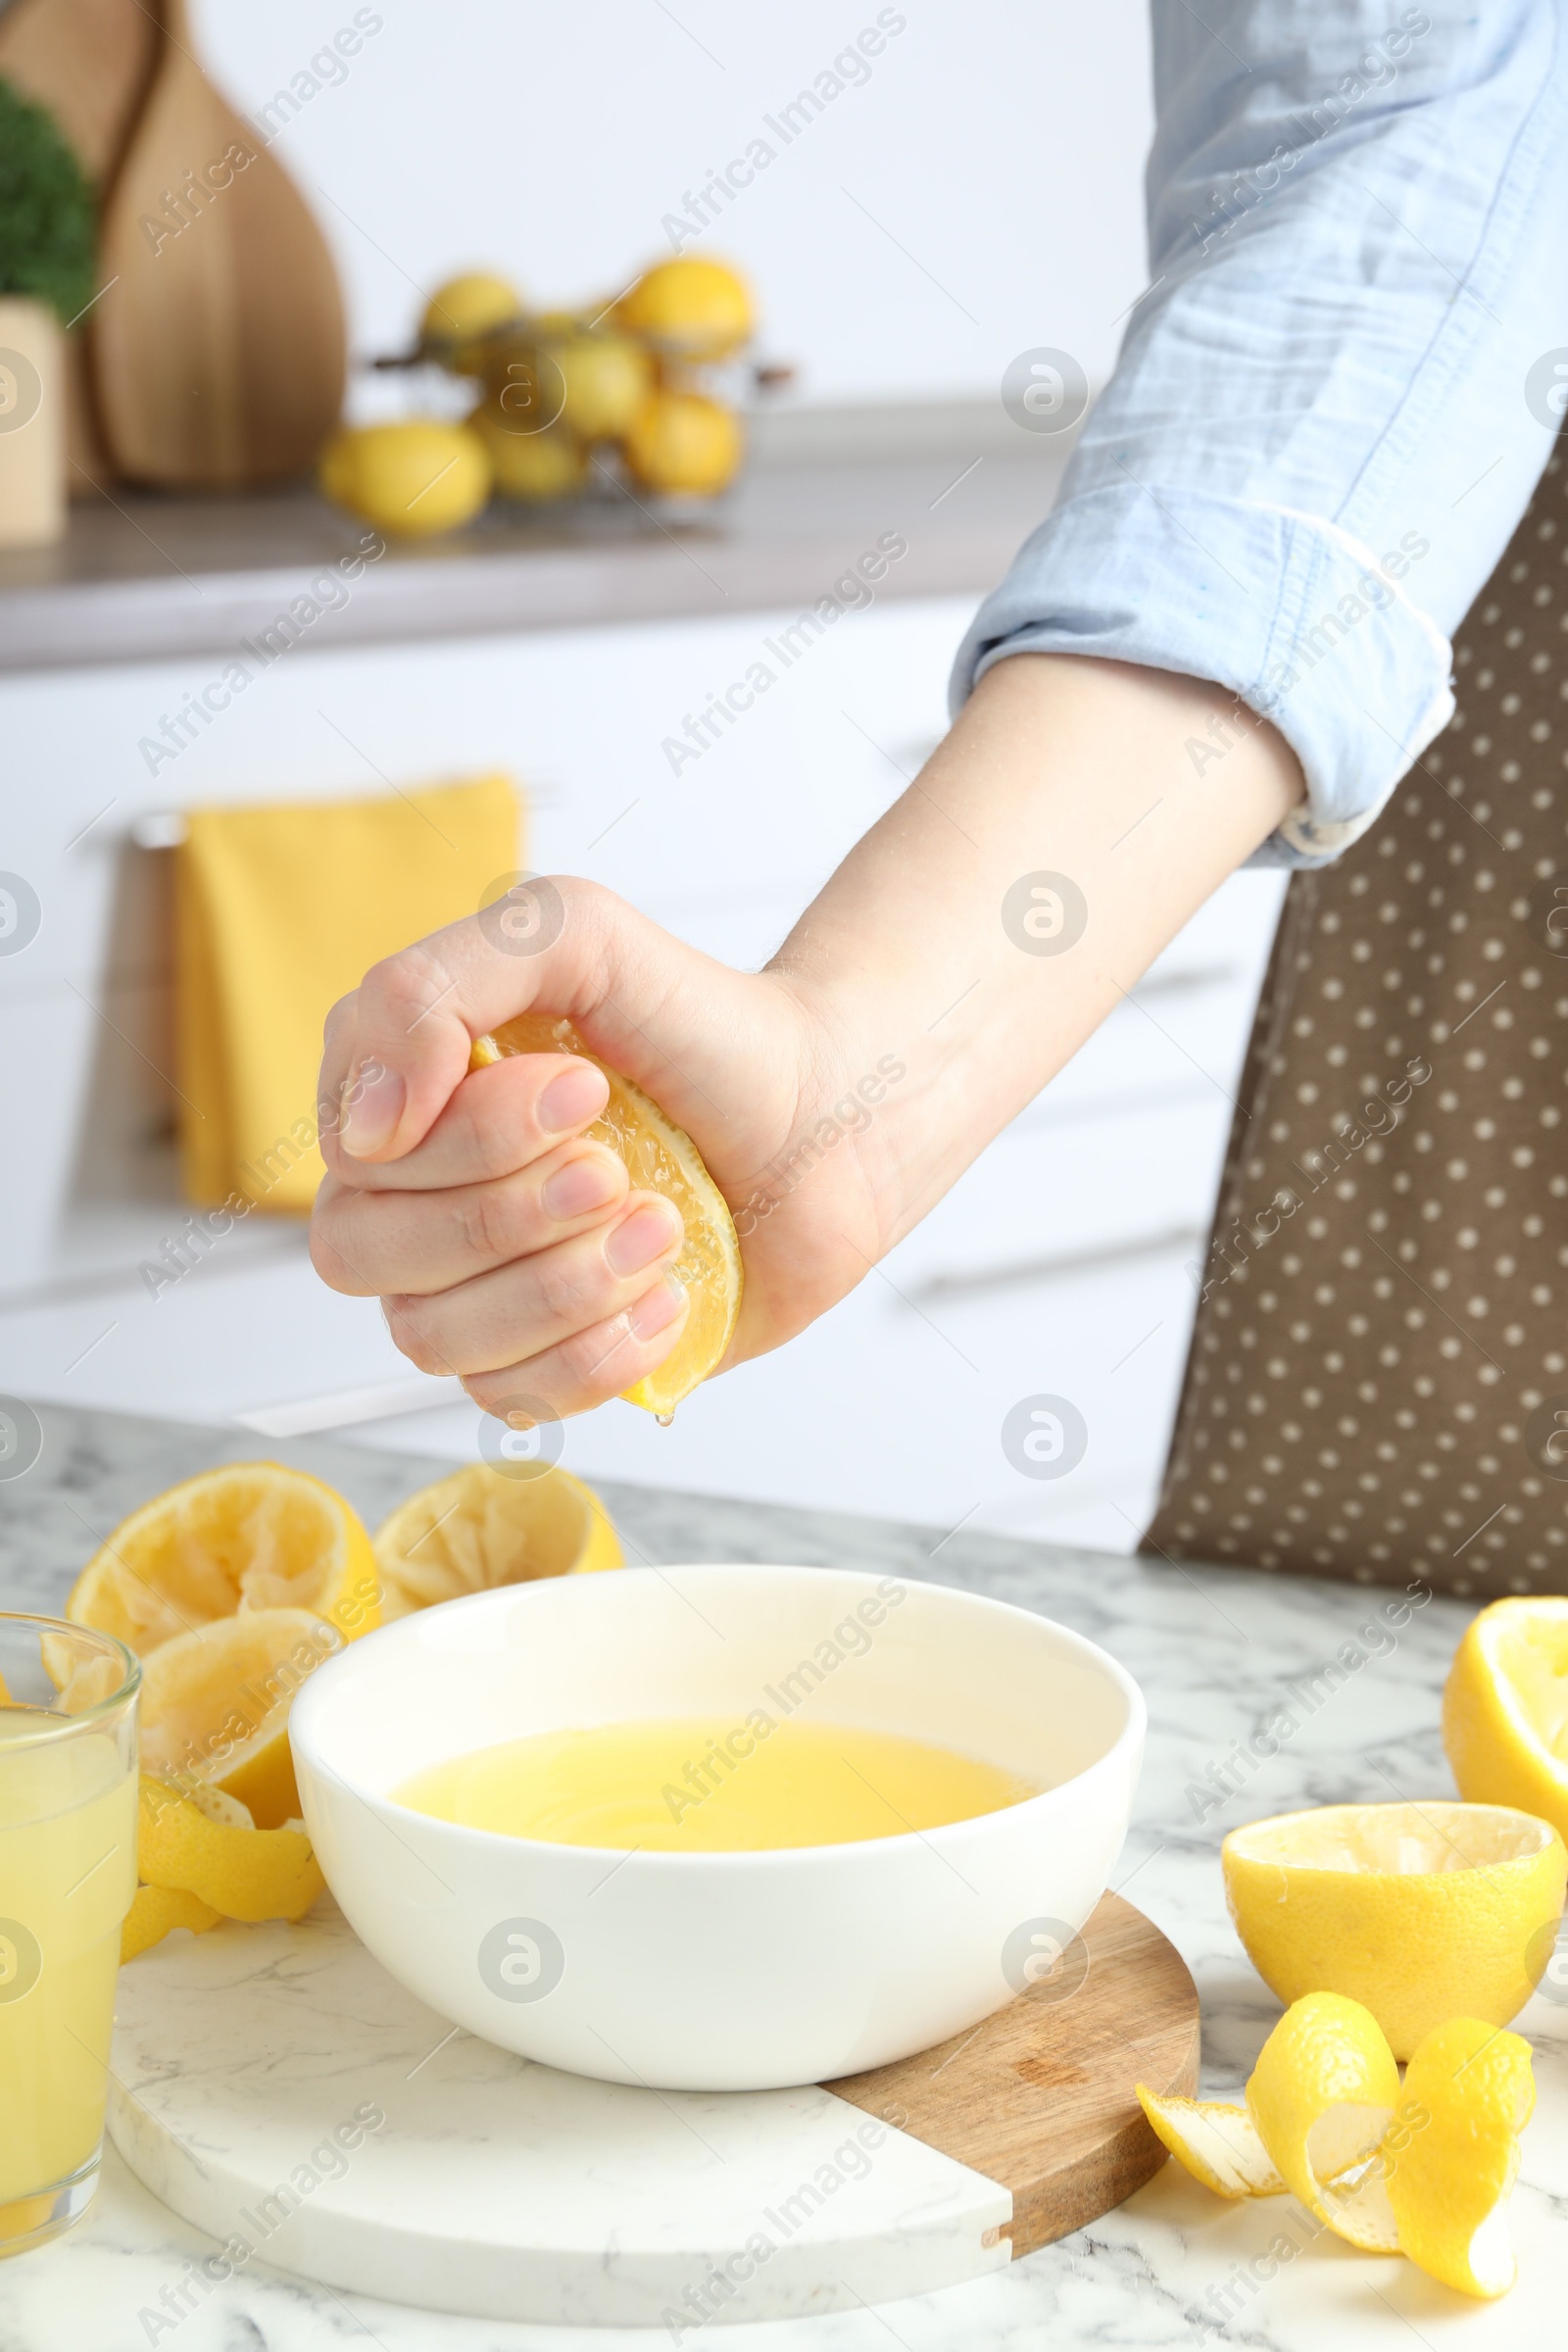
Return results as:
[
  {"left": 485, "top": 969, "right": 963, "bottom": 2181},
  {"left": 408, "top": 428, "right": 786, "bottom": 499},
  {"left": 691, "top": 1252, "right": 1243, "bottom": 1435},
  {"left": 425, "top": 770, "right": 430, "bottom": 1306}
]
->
[{"left": 108, "top": 1901, "right": 1011, "bottom": 2328}]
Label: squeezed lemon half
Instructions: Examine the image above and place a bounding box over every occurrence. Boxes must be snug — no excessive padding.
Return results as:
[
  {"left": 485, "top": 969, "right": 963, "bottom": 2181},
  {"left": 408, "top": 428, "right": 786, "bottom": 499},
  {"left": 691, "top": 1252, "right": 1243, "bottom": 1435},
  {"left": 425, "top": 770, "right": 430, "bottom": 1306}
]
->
[
  {"left": 66, "top": 1462, "right": 379, "bottom": 1655},
  {"left": 372, "top": 1459, "right": 621, "bottom": 1616},
  {"left": 1445, "top": 1596, "right": 1568, "bottom": 1839},
  {"left": 136, "top": 1606, "right": 341, "bottom": 1829},
  {"left": 1222, "top": 1800, "right": 1566, "bottom": 2059}
]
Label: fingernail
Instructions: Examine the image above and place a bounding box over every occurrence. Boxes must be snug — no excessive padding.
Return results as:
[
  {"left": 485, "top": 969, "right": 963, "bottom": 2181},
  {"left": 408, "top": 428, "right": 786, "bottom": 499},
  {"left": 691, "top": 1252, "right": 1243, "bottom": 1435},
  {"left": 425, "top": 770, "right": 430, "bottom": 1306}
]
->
[
  {"left": 341, "top": 1062, "right": 404, "bottom": 1156},
  {"left": 538, "top": 1063, "right": 609, "bottom": 1134},
  {"left": 606, "top": 1201, "right": 680, "bottom": 1277},
  {"left": 630, "top": 1272, "right": 686, "bottom": 1338},
  {"left": 541, "top": 1152, "right": 622, "bottom": 1221}
]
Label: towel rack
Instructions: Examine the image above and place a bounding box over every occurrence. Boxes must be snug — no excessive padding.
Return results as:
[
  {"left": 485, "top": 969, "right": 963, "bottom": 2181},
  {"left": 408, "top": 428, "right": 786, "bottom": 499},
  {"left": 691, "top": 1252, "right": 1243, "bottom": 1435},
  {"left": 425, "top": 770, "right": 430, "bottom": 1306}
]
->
[{"left": 130, "top": 811, "right": 189, "bottom": 848}]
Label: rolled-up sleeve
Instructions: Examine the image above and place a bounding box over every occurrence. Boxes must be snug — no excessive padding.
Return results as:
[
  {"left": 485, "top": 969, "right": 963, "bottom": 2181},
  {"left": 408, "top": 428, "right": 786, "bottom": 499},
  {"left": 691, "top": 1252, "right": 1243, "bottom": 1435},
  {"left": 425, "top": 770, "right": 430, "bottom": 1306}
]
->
[{"left": 951, "top": 2, "right": 1568, "bottom": 864}]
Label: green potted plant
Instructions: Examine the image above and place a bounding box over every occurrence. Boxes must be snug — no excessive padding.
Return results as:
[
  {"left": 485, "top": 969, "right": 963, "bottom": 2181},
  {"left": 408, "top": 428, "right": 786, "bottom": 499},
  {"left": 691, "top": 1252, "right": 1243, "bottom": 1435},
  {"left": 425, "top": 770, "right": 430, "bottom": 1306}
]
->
[{"left": 0, "top": 78, "right": 95, "bottom": 546}]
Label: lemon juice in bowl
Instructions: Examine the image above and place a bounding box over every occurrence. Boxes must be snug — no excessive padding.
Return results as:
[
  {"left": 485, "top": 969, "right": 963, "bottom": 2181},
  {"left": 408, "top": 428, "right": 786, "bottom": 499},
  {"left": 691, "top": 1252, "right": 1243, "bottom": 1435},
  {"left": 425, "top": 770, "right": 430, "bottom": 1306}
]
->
[
  {"left": 0, "top": 1615, "right": 138, "bottom": 2254},
  {"left": 397, "top": 1717, "right": 1037, "bottom": 1850}
]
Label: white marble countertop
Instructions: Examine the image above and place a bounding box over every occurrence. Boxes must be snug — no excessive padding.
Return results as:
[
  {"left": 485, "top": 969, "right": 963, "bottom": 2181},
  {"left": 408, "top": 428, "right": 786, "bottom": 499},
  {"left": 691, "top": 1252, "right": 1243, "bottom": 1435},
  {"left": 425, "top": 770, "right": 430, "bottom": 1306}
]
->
[{"left": 3, "top": 1398, "right": 1562, "bottom": 2350}]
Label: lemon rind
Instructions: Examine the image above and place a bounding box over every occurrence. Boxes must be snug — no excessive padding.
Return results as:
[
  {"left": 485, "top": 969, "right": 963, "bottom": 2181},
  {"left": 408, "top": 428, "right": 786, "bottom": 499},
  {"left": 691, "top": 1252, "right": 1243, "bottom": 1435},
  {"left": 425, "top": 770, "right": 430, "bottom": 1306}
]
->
[{"left": 1136, "top": 2087, "right": 1286, "bottom": 2198}]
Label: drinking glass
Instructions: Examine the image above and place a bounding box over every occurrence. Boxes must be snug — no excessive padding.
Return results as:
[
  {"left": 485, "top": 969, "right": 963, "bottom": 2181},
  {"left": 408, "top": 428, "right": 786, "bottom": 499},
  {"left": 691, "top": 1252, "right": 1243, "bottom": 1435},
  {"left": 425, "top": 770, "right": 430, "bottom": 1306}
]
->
[{"left": 0, "top": 1613, "right": 139, "bottom": 2255}]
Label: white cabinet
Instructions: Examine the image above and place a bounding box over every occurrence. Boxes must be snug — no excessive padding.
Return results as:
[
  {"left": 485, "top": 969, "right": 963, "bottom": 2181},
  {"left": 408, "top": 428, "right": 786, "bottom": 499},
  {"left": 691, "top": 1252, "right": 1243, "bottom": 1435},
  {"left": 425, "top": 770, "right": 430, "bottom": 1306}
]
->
[{"left": 0, "top": 597, "right": 1284, "bottom": 1549}]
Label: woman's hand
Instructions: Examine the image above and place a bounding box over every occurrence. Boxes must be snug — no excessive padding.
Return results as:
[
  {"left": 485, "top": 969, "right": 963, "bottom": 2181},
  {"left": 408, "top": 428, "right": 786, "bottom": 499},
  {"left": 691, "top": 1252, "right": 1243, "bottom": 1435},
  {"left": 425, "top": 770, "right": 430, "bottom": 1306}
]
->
[
  {"left": 310, "top": 656, "right": 1305, "bottom": 1422},
  {"left": 309, "top": 880, "right": 888, "bottom": 1420}
]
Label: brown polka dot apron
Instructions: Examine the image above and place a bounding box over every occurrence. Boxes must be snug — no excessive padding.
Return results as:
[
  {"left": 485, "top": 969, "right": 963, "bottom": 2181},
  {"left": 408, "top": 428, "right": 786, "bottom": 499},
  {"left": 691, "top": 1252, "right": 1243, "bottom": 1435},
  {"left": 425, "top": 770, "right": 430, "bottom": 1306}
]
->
[{"left": 1145, "top": 449, "right": 1568, "bottom": 1597}]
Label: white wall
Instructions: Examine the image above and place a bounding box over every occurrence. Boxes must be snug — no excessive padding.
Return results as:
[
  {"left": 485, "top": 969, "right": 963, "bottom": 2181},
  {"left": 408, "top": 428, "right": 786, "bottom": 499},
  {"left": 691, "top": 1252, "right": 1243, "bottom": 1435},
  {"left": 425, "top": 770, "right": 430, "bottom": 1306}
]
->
[{"left": 194, "top": 0, "right": 1153, "bottom": 408}]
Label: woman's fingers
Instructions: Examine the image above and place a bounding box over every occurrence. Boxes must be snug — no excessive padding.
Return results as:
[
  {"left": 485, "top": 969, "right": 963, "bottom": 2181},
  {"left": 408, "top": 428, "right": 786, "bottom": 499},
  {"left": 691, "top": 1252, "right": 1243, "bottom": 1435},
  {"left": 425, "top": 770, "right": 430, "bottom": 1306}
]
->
[
  {"left": 310, "top": 1136, "right": 629, "bottom": 1298},
  {"left": 320, "top": 1051, "right": 608, "bottom": 1194},
  {"left": 461, "top": 1277, "right": 690, "bottom": 1422},
  {"left": 380, "top": 1194, "right": 684, "bottom": 1378},
  {"left": 318, "top": 878, "right": 633, "bottom": 1167}
]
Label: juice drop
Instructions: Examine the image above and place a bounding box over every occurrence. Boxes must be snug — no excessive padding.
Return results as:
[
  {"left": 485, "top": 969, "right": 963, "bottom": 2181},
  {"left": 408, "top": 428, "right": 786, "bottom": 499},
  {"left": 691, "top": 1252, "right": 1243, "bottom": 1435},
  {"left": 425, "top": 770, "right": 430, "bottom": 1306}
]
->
[{"left": 655, "top": 1410, "right": 675, "bottom": 1428}]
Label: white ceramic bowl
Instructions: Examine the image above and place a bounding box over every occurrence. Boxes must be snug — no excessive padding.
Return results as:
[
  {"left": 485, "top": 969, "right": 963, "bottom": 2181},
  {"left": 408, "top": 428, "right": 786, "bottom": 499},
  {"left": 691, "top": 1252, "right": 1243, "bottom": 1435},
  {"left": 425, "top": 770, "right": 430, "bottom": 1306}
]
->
[{"left": 290, "top": 1563, "right": 1145, "bottom": 2091}]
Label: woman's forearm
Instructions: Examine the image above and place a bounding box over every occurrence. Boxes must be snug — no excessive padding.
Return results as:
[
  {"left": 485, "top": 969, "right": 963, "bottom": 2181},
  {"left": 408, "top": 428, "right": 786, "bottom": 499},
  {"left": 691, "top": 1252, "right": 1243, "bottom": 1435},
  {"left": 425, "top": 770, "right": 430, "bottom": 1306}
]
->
[
  {"left": 952, "top": 5, "right": 1568, "bottom": 870},
  {"left": 770, "top": 653, "right": 1305, "bottom": 1250},
  {"left": 314, "top": 655, "right": 1306, "bottom": 1408}
]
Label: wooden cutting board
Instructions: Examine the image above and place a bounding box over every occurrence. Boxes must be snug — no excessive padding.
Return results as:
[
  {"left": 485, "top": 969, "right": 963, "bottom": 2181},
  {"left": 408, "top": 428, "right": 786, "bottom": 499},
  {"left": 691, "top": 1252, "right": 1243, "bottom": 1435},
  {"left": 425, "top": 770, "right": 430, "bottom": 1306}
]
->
[
  {"left": 92, "top": 0, "right": 345, "bottom": 486},
  {"left": 0, "top": 0, "right": 162, "bottom": 491},
  {"left": 828, "top": 1891, "right": 1200, "bottom": 2254},
  {"left": 109, "top": 1889, "right": 1198, "bottom": 2326}
]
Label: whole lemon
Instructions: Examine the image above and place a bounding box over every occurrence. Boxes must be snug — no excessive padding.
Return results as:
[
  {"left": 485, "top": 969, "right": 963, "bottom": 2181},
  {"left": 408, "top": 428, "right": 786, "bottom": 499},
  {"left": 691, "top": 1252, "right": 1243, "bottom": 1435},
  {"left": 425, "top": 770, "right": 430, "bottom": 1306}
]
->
[
  {"left": 544, "top": 329, "right": 652, "bottom": 441},
  {"left": 615, "top": 257, "right": 753, "bottom": 361},
  {"left": 421, "top": 271, "right": 523, "bottom": 368},
  {"left": 479, "top": 337, "right": 566, "bottom": 437},
  {"left": 478, "top": 329, "right": 651, "bottom": 445},
  {"left": 318, "top": 421, "right": 492, "bottom": 538},
  {"left": 622, "top": 390, "right": 742, "bottom": 497},
  {"left": 472, "top": 413, "right": 588, "bottom": 502},
  {"left": 318, "top": 430, "right": 363, "bottom": 511}
]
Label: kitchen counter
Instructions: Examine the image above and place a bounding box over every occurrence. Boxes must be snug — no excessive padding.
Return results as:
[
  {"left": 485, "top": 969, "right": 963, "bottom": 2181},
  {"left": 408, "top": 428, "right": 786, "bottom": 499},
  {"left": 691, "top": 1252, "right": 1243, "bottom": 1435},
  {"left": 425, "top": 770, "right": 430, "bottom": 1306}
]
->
[
  {"left": 2, "top": 1398, "right": 1558, "bottom": 2351},
  {"left": 0, "top": 401, "right": 1070, "bottom": 674}
]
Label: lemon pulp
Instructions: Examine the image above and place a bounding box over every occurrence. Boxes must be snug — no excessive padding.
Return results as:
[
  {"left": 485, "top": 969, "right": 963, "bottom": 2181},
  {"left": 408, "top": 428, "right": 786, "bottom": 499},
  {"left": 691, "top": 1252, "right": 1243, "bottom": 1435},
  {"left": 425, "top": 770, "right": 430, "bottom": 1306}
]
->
[{"left": 394, "top": 1717, "right": 1036, "bottom": 1852}]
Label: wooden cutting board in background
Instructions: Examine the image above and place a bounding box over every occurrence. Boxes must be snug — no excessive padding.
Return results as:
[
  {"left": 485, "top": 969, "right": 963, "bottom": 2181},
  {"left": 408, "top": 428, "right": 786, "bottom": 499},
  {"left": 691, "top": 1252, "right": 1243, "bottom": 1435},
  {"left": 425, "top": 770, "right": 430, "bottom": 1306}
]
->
[
  {"left": 0, "top": 0, "right": 162, "bottom": 490},
  {"left": 0, "top": 0, "right": 158, "bottom": 174},
  {"left": 93, "top": 0, "right": 345, "bottom": 486}
]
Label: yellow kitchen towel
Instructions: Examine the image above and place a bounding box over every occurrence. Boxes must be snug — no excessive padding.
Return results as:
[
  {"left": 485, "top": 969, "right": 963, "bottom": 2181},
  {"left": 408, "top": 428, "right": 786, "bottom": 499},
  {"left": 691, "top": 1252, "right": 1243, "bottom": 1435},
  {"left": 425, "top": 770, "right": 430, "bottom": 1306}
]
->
[{"left": 175, "top": 773, "right": 521, "bottom": 1212}]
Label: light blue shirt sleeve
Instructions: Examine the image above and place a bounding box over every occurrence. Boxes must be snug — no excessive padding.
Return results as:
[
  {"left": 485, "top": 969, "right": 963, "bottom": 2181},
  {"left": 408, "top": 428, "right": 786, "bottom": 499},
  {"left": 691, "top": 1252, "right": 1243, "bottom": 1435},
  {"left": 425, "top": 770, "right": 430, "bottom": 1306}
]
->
[{"left": 951, "top": 2, "right": 1568, "bottom": 864}]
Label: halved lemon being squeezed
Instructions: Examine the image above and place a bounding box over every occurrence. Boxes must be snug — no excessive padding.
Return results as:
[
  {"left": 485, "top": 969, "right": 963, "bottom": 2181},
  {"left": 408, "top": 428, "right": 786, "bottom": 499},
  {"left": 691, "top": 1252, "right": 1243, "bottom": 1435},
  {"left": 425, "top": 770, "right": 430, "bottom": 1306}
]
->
[{"left": 470, "top": 1014, "right": 742, "bottom": 1416}]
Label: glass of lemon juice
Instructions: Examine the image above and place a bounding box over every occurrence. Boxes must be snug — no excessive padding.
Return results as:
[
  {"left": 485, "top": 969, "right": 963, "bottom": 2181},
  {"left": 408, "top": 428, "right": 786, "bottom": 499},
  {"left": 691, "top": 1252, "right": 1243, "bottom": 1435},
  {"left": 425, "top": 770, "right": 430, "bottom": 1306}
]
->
[{"left": 0, "top": 1614, "right": 139, "bottom": 2255}]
